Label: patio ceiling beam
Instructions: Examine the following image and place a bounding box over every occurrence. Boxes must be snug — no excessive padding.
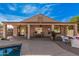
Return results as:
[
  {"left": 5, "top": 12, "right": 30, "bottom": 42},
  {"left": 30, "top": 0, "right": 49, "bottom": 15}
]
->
[{"left": 2, "top": 22, "right": 77, "bottom": 25}]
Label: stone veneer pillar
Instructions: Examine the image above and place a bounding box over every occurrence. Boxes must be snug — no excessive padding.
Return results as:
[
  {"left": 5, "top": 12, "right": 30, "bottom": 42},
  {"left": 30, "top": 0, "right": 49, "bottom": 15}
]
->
[
  {"left": 51, "top": 24, "right": 54, "bottom": 31},
  {"left": 3, "top": 24, "right": 7, "bottom": 38},
  {"left": 74, "top": 24, "right": 78, "bottom": 35},
  {"left": 27, "top": 24, "right": 30, "bottom": 39},
  {"left": 13, "top": 25, "right": 18, "bottom": 36},
  {"left": 24, "top": 26, "right": 27, "bottom": 37}
]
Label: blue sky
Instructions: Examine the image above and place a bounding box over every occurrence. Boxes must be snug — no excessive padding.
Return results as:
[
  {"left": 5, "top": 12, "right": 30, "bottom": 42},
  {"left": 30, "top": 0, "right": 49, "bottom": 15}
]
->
[{"left": 0, "top": 3, "right": 79, "bottom": 22}]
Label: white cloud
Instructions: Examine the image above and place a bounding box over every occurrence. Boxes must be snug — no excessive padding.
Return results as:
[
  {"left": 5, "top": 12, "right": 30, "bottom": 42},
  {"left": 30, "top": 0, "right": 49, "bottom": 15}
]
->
[
  {"left": 23, "top": 5, "right": 38, "bottom": 14},
  {"left": 0, "top": 13, "right": 26, "bottom": 22},
  {"left": 8, "top": 4, "right": 16, "bottom": 11},
  {"left": 44, "top": 4, "right": 58, "bottom": 8},
  {"left": 61, "top": 16, "right": 73, "bottom": 22},
  {"left": 41, "top": 4, "right": 58, "bottom": 15},
  {"left": 50, "top": 16, "right": 58, "bottom": 18},
  {"left": 0, "top": 14, "right": 8, "bottom": 22},
  {"left": 9, "top": 6, "right": 16, "bottom": 11},
  {"left": 6, "top": 15, "right": 26, "bottom": 22}
]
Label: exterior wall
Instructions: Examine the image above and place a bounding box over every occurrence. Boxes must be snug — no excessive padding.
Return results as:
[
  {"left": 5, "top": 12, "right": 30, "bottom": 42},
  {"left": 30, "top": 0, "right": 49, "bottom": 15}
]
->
[{"left": 42, "top": 25, "right": 51, "bottom": 36}]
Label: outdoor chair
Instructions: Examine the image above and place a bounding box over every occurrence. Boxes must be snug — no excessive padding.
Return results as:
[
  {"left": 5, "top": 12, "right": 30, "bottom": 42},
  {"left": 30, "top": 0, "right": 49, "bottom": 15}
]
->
[
  {"left": 33, "top": 31, "right": 44, "bottom": 38},
  {"left": 61, "top": 35, "right": 70, "bottom": 43},
  {"left": 70, "top": 36, "right": 79, "bottom": 48},
  {"left": 55, "top": 36, "right": 62, "bottom": 41},
  {"left": 33, "top": 31, "right": 37, "bottom": 38},
  {"left": 55, "top": 34, "right": 62, "bottom": 41}
]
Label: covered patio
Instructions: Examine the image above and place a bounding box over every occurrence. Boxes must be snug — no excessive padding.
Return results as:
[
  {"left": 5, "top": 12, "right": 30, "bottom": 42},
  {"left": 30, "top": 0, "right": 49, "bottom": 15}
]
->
[{"left": 2, "top": 14, "right": 78, "bottom": 40}]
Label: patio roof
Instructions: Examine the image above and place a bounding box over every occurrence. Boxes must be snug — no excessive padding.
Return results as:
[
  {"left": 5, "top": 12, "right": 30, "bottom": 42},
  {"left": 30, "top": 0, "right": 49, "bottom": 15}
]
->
[
  {"left": 21, "top": 14, "right": 58, "bottom": 23},
  {"left": 2, "top": 14, "right": 77, "bottom": 25}
]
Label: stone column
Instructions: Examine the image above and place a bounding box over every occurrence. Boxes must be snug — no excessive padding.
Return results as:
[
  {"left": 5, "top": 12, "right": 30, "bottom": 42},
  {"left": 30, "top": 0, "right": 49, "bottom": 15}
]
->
[
  {"left": 60, "top": 25, "right": 63, "bottom": 35},
  {"left": 51, "top": 24, "right": 54, "bottom": 31},
  {"left": 66, "top": 26, "right": 68, "bottom": 36},
  {"left": 64, "top": 26, "right": 68, "bottom": 36},
  {"left": 27, "top": 24, "right": 30, "bottom": 39},
  {"left": 3, "top": 24, "right": 7, "bottom": 38},
  {"left": 13, "top": 25, "right": 18, "bottom": 36},
  {"left": 74, "top": 24, "right": 78, "bottom": 35},
  {"left": 24, "top": 26, "right": 27, "bottom": 37}
]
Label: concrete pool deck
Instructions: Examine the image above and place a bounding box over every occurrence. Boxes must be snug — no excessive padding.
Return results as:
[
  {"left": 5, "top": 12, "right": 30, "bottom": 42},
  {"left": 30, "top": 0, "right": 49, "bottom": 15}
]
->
[
  {"left": 0, "top": 40, "right": 21, "bottom": 48},
  {"left": 10, "top": 37, "right": 77, "bottom": 56}
]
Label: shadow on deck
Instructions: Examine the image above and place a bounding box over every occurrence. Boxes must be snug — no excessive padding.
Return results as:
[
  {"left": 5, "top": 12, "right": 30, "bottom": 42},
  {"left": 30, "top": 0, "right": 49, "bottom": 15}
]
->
[{"left": 55, "top": 41, "right": 79, "bottom": 55}]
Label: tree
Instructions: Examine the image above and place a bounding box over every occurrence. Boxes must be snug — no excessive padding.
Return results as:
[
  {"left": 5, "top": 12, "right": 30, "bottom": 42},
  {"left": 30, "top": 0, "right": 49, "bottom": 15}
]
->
[
  {"left": 69, "top": 16, "right": 79, "bottom": 32},
  {"left": 69, "top": 16, "right": 79, "bottom": 22}
]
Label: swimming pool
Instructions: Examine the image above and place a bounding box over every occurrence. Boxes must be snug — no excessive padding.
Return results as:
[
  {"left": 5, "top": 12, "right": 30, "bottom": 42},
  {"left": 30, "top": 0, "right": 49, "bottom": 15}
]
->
[
  {"left": 0, "top": 41, "right": 22, "bottom": 56},
  {"left": 0, "top": 44, "right": 22, "bottom": 56}
]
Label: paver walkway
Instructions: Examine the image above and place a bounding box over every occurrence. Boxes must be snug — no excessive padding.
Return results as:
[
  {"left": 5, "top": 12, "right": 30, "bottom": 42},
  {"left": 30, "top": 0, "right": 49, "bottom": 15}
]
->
[{"left": 11, "top": 37, "right": 77, "bottom": 56}]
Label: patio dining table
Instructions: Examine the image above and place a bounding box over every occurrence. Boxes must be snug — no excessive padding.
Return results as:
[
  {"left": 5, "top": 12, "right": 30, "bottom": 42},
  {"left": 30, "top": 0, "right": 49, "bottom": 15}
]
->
[{"left": 33, "top": 32, "right": 44, "bottom": 38}]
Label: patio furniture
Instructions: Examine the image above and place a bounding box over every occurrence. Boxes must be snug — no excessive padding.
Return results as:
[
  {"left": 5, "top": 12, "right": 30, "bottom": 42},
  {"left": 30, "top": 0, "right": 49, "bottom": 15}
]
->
[
  {"left": 55, "top": 36, "right": 62, "bottom": 41},
  {"left": 33, "top": 31, "right": 44, "bottom": 38},
  {"left": 55, "top": 34, "right": 62, "bottom": 41},
  {"left": 61, "top": 35, "right": 69, "bottom": 43},
  {"left": 71, "top": 36, "right": 79, "bottom": 48}
]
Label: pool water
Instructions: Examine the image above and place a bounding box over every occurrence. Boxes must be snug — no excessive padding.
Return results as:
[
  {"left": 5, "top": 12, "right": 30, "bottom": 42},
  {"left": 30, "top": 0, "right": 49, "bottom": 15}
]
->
[{"left": 0, "top": 45, "right": 21, "bottom": 56}]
